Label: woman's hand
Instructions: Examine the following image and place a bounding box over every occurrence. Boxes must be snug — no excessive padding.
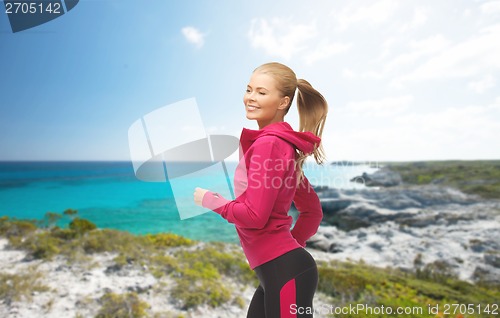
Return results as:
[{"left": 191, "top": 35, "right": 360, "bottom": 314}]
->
[{"left": 193, "top": 187, "right": 209, "bottom": 206}]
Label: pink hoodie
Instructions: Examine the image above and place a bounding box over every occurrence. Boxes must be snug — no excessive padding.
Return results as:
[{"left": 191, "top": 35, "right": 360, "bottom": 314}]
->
[{"left": 202, "top": 121, "right": 323, "bottom": 269}]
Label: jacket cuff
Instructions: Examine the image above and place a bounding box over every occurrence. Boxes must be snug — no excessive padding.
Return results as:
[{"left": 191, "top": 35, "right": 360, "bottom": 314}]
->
[{"left": 202, "top": 190, "right": 229, "bottom": 215}]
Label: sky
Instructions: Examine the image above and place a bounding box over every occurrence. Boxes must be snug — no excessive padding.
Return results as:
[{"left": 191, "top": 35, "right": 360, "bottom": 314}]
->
[{"left": 1, "top": 0, "right": 499, "bottom": 162}]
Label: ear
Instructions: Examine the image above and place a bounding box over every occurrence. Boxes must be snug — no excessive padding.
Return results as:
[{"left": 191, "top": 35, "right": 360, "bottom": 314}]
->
[{"left": 278, "top": 96, "right": 290, "bottom": 110}]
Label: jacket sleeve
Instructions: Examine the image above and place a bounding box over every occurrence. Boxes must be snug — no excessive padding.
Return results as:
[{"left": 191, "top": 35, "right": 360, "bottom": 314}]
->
[
  {"left": 201, "top": 139, "right": 288, "bottom": 229},
  {"left": 290, "top": 175, "right": 323, "bottom": 247}
]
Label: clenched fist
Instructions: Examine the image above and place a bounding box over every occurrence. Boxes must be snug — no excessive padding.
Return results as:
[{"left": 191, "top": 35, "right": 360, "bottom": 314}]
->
[{"left": 193, "top": 187, "right": 209, "bottom": 206}]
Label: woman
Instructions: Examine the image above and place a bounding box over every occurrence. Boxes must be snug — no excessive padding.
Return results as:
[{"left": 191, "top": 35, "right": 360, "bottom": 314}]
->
[{"left": 194, "top": 62, "right": 327, "bottom": 318}]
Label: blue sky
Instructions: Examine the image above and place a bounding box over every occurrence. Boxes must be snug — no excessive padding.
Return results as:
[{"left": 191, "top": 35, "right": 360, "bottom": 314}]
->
[{"left": 1, "top": 0, "right": 499, "bottom": 162}]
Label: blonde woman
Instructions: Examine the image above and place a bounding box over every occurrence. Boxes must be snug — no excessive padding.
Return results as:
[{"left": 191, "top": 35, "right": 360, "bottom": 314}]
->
[{"left": 194, "top": 62, "right": 327, "bottom": 318}]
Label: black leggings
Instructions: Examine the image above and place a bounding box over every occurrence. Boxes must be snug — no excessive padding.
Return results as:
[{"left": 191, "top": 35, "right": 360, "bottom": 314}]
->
[{"left": 247, "top": 247, "right": 318, "bottom": 318}]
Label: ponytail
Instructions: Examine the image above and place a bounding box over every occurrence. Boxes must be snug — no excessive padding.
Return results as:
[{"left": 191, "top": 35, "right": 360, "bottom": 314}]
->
[{"left": 295, "top": 79, "right": 328, "bottom": 184}]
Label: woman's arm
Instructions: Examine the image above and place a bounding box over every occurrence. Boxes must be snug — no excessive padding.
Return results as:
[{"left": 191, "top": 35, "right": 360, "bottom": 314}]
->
[
  {"left": 290, "top": 176, "right": 323, "bottom": 247},
  {"left": 201, "top": 138, "right": 290, "bottom": 229}
]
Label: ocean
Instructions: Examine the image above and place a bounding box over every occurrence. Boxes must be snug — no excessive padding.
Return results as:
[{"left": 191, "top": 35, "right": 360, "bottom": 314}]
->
[{"left": 0, "top": 161, "right": 377, "bottom": 242}]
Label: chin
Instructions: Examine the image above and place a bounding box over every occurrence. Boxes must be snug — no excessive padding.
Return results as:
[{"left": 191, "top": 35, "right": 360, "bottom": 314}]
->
[{"left": 246, "top": 113, "right": 257, "bottom": 120}]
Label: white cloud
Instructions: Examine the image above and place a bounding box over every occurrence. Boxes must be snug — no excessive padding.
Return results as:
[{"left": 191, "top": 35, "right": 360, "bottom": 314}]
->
[
  {"left": 400, "top": 7, "right": 429, "bottom": 32},
  {"left": 385, "top": 35, "right": 450, "bottom": 72},
  {"left": 248, "top": 17, "right": 317, "bottom": 60},
  {"left": 341, "top": 69, "right": 385, "bottom": 80},
  {"left": 331, "top": 0, "right": 399, "bottom": 30},
  {"left": 378, "top": 37, "right": 397, "bottom": 59},
  {"left": 468, "top": 75, "right": 495, "bottom": 93},
  {"left": 342, "top": 68, "right": 357, "bottom": 79},
  {"left": 205, "top": 125, "right": 227, "bottom": 133},
  {"left": 343, "top": 34, "right": 450, "bottom": 81},
  {"left": 480, "top": 1, "right": 500, "bottom": 14},
  {"left": 181, "top": 26, "right": 205, "bottom": 48},
  {"left": 305, "top": 41, "right": 351, "bottom": 65},
  {"left": 394, "top": 24, "right": 500, "bottom": 85},
  {"left": 247, "top": 17, "right": 350, "bottom": 63},
  {"left": 330, "top": 99, "right": 500, "bottom": 161},
  {"left": 394, "top": 102, "right": 500, "bottom": 143},
  {"left": 340, "top": 95, "right": 413, "bottom": 118},
  {"left": 411, "top": 7, "right": 428, "bottom": 27}
]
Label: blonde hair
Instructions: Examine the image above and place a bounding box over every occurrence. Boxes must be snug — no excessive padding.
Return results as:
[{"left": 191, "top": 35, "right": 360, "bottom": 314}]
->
[{"left": 254, "top": 62, "right": 328, "bottom": 184}]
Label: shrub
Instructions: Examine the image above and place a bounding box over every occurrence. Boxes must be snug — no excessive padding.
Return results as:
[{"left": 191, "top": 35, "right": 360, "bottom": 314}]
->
[
  {"left": 150, "top": 254, "right": 179, "bottom": 278},
  {"left": 0, "top": 216, "right": 37, "bottom": 238},
  {"left": 174, "top": 246, "right": 256, "bottom": 285},
  {"left": 0, "top": 267, "right": 49, "bottom": 305},
  {"left": 317, "top": 260, "right": 500, "bottom": 318},
  {"left": 96, "top": 292, "right": 149, "bottom": 318},
  {"left": 50, "top": 227, "right": 78, "bottom": 241},
  {"left": 63, "top": 208, "right": 78, "bottom": 218},
  {"left": 69, "top": 218, "right": 97, "bottom": 235},
  {"left": 318, "top": 262, "right": 385, "bottom": 302},
  {"left": 172, "top": 278, "right": 231, "bottom": 310},
  {"left": 415, "top": 260, "right": 457, "bottom": 283},
  {"left": 146, "top": 233, "right": 194, "bottom": 248},
  {"left": 38, "top": 212, "right": 62, "bottom": 229},
  {"left": 16, "top": 232, "right": 62, "bottom": 260},
  {"left": 169, "top": 251, "right": 231, "bottom": 309}
]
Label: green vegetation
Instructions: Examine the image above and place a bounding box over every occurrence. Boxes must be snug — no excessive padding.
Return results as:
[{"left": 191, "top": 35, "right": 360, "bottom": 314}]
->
[
  {"left": 170, "top": 246, "right": 257, "bottom": 309},
  {"left": 317, "top": 260, "right": 500, "bottom": 317},
  {"left": 69, "top": 217, "right": 97, "bottom": 235},
  {"left": 96, "top": 292, "right": 149, "bottom": 318},
  {"left": 0, "top": 215, "right": 37, "bottom": 237},
  {"left": 0, "top": 212, "right": 254, "bottom": 312},
  {"left": 0, "top": 266, "right": 50, "bottom": 305},
  {"left": 381, "top": 160, "right": 500, "bottom": 199},
  {"left": 1, "top": 211, "right": 499, "bottom": 316}
]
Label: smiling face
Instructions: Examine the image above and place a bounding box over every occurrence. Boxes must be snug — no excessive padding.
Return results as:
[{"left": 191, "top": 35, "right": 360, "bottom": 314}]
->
[{"left": 244, "top": 71, "right": 290, "bottom": 129}]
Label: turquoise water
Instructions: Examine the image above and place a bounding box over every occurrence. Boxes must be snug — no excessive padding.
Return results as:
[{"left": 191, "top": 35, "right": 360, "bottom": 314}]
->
[{"left": 0, "top": 161, "right": 377, "bottom": 242}]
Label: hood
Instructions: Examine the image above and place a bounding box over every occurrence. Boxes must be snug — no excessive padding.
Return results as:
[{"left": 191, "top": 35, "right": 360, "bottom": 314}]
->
[{"left": 239, "top": 121, "right": 321, "bottom": 155}]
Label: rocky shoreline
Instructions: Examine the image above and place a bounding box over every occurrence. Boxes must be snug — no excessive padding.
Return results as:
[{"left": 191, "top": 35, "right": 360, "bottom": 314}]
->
[{"left": 307, "top": 166, "right": 500, "bottom": 285}]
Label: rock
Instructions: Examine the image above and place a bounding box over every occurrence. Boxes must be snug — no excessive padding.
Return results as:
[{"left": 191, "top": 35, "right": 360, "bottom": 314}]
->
[
  {"left": 473, "top": 266, "right": 500, "bottom": 285},
  {"left": 314, "top": 186, "right": 341, "bottom": 199},
  {"left": 127, "top": 284, "right": 152, "bottom": 294},
  {"left": 469, "top": 239, "right": 488, "bottom": 253},
  {"left": 398, "top": 215, "right": 438, "bottom": 228},
  {"left": 320, "top": 198, "right": 353, "bottom": 212},
  {"left": 104, "top": 264, "right": 122, "bottom": 274},
  {"left": 307, "top": 239, "right": 342, "bottom": 253},
  {"left": 350, "top": 167, "right": 402, "bottom": 187},
  {"left": 55, "top": 265, "right": 70, "bottom": 272},
  {"left": 102, "top": 287, "right": 113, "bottom": 294},
  {"left": 368, "top": 242, "right": 383, "bottom": 251},
  {"left": 357, "top": 231, "right": 367, "bottom": 239},
  {"left": 319, "top": 183, "right": 483, "bottom": 231},
  {"left": 306, "top": 179, "right": 500, "bottom": 284},
  {"left": 306, "top": 228, "right": 345, "bottom": 253},
  {"left": 484, "top": 254, "right": 500, "bottom": 268},
  {"left": 374, "top": 192, "right": 422, "bottom": 210}
]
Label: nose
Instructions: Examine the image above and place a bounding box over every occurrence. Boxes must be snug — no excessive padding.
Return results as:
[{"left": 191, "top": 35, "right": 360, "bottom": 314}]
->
[{"left": 248, "top": 91, "right": 257, "bottom": 102}]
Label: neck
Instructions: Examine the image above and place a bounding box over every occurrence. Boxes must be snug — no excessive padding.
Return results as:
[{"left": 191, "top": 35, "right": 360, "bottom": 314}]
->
[{"left": 258, "top": 117, "right": 285, "bottom": 130}]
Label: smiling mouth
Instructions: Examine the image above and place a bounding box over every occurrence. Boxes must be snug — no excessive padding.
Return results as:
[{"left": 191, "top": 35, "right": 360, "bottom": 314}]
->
[{"left": 247, "top": 105, "right": 260, "bottom": 111}]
